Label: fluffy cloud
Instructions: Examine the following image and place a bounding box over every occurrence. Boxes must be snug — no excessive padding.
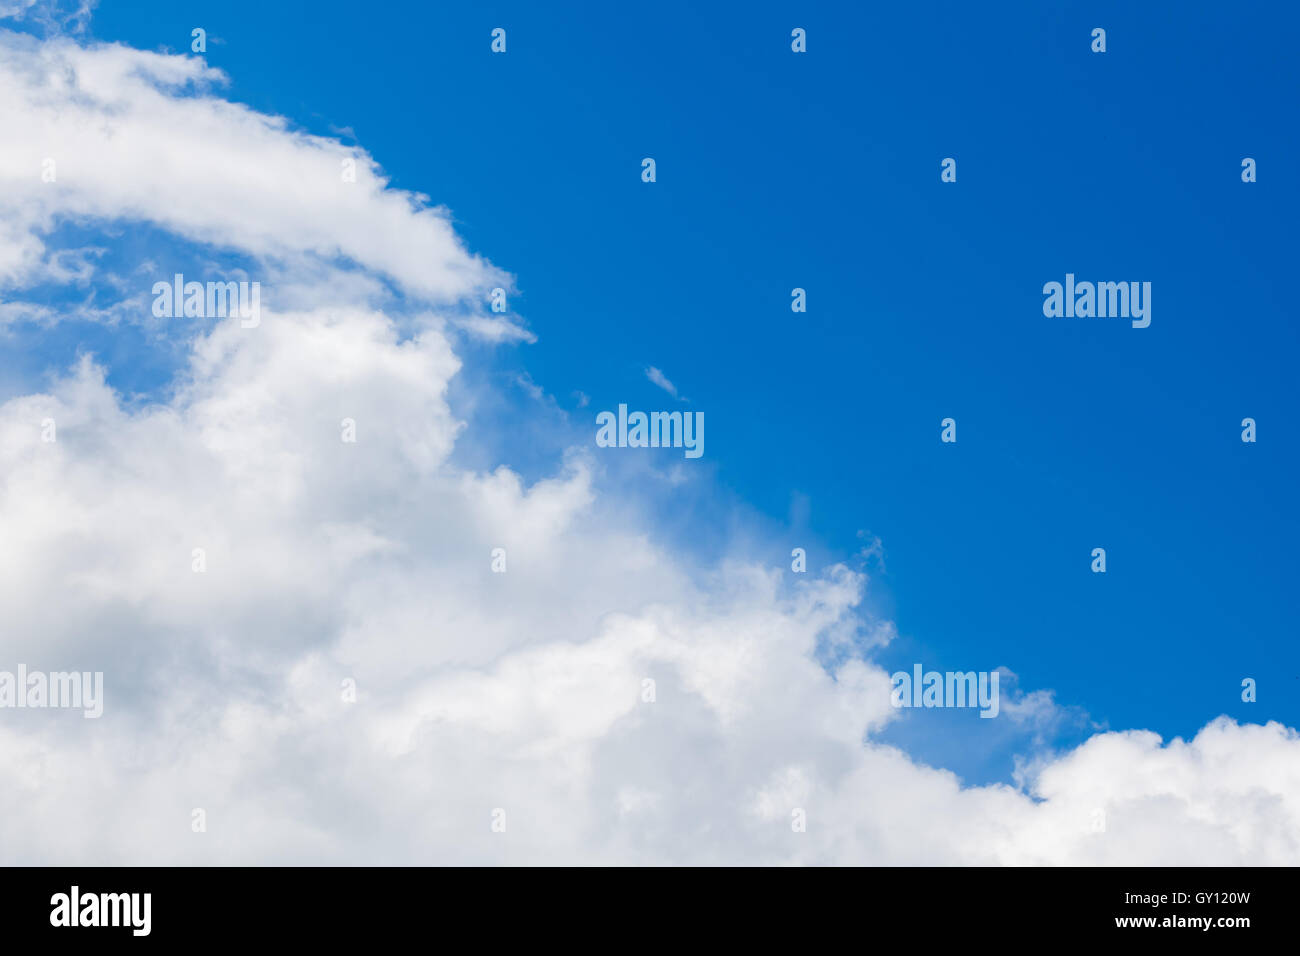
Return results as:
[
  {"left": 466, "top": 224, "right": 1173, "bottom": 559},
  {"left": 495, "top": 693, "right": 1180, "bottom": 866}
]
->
[
  {"left": 0, "top": 29, "right": 502, "bottom": 305},
  {"left": 0, "top": 26, "right": 1297, "bottom": 865}
]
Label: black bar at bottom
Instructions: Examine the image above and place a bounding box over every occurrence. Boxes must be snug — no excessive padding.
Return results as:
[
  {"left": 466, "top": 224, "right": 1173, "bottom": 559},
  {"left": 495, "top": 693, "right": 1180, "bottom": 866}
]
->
[{"left": 0, "top": 866, "right": 1282, "bottom": 942}]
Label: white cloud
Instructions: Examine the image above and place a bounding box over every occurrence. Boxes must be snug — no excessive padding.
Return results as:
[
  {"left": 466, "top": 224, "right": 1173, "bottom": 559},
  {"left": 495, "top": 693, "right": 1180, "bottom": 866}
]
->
[
  {"left": 0, "top": 30, "right": 505, "bottom": 305},
  {"left": 1, "top": 1, "right": 94, "bottom": 36},
  {"left": 455, "top": 313, "right": 536, "bottom": 344},
  {"left": 645, "top": 366, "right": 680, "bottom": 399},
  {"left": 0, "top": 27, "right": 1297, "bottom": 866},
  {"left": 0, "top": 2, "right": 39, "bottom": 23}
]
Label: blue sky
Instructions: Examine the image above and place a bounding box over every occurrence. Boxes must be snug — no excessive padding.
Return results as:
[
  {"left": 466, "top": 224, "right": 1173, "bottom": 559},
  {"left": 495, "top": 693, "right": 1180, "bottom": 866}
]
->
[{"left": 11, "top": 0, "right": 1299, "bottom": 790}]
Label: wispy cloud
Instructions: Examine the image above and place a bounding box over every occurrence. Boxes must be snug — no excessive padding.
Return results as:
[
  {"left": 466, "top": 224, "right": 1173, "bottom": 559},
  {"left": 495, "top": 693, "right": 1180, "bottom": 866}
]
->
[
  {"left": 645, "top": 365, "right": 681, "bottom": 400},
  {"left": 1, "top": 0, "right": 96, "bottom": 35}
]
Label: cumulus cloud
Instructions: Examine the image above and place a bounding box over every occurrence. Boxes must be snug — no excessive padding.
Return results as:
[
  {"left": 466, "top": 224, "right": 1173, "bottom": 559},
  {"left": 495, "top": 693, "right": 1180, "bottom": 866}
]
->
[
  {"left": 0, "top": 29, "right": 504, "bottom": 304},
  {"left": 0, "top": 26, "right": 1297, "bottom": 866}
]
